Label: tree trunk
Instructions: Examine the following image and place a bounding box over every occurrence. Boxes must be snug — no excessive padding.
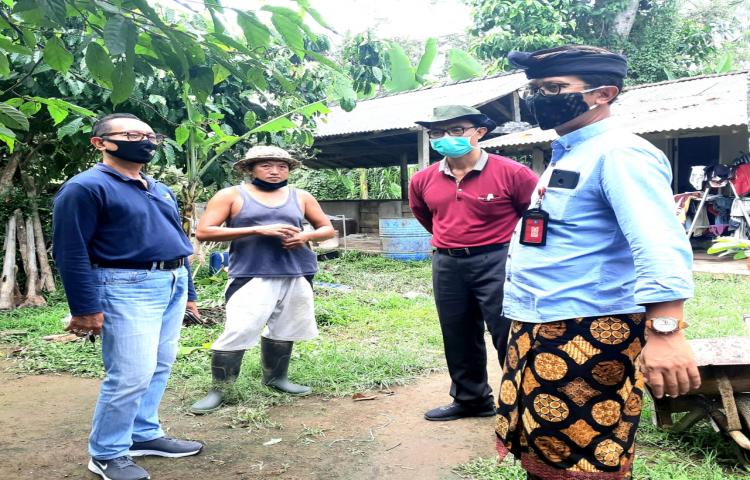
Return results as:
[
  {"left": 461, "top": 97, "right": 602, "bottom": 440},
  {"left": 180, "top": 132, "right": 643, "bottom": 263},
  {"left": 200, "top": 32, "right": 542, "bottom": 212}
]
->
[
  {"left": 611, "top": 0, "right": 640, "bottom": 41},
  {"left": 359, "top": 168, "right": 368, "bottom": 200},
  {"left": 20, "top": 169, "right": 56, "bottom": 292},
  {"left": 0, "top": 152, "right": 19, "bottom": 198},
  {"left": 0, "top": 213, "right": 18, "bottom": 310},
  {"left": 18, "top": 215, "right": 46, "bottom": 307}
]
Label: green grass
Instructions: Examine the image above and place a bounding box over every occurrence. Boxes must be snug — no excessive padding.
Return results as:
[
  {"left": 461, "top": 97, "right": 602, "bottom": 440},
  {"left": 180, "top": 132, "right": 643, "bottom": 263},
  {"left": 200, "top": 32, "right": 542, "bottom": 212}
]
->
[{"left": 2, "top": 257, "right": 750, "bottom": 474}]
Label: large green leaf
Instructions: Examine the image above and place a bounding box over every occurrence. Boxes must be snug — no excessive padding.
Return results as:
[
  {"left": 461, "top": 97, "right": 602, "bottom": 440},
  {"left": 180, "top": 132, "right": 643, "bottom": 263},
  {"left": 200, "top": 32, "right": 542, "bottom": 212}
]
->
[
  {"left": 0, "top": 125, "right": 16, "bottom": 152},
  {"left": 43, "top": 36, "right": 73, "bottom": 73},
  {"left": 175, "top": 124, "right": 189, "bottom": 146},
  {"left": 19, "top": 100, "right": 41, "bottom": 116},
  {"left": 245, "top": 67, "right": 268, "bottom": 90},
  {"left": 46, "top": 103, "right": 68, "bottom": 125},
  {"left": 295, "top": 0, "right": 338, "bottom": 33},
  {"left": 212, "top": 64, "right": 230, "bottom": 85},
  {"left": 206, "top": 33, "right": 253, "bottom": 55},
  {"left": 0, "top": 53, "right": 8, "bottom": 77},
  {"left": 250, "top": 116, "right": 295, "bottom": 134},
  {"left": 85, "top": 42, "right": 114, "bottom": 88},
  {"left": 151, "top": 38, "right": 185, "bottom": 80},
  {"left": 270, "top": 12, "right": 304, "bottom": 58},
  {"left": 384, "top": 43, "right": 419, "bottom": 92},
  {"left": 188, "top": 66, "right": 214, "bottom": 103},
  {"left": 447, "top": 48, "right": 483, "bottom": 81},
  {"left": 0, "top": 103, "right": 29, "bottom": 131},
  {"left": 305, "top": 50, "right": 341, "bottom": 72},
  {"left": 243, "top": 110, "right": 256, "bottom": 129},
  {"left": 0, "top": 36, "right": 33, "bottom": 55},
  {"left": 237, "top": 12, "right": 270, "bottom": 49},
  {"left": 110, "top": 60, "right": 135, "bottom": 106},
  {"left": 415, "top": 38, "right": 438, "bottom": 81},
  {"left": 36, "top": 0, "right": 66, "bottom": 25},
  {"left": 298, "top": 101, "right": 330, "bottom": 118},
  {"left": 57, "top": 116, "right": 84, "bottom": 139},
  {"left": 104, "top": 15, "right": 137, "bottom": 56}
]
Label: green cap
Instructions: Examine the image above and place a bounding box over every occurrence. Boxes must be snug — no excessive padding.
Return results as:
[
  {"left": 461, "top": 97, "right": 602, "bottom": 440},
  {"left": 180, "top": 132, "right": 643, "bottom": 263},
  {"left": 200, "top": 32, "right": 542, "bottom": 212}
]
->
[{"left": 415, "top": 105, "right": 497, "bottom": 131}]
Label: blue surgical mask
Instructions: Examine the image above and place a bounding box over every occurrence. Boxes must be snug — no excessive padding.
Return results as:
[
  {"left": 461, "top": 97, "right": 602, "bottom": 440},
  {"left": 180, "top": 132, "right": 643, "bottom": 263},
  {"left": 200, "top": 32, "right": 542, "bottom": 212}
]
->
[{"left": 430, "top": 136, "right": 476, "bottom": 158}]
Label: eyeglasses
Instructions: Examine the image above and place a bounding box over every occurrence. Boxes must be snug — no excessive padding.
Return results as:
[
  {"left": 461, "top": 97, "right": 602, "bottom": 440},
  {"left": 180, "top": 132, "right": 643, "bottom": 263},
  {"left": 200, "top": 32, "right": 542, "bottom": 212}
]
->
[
  {"left": 101, "top": 131, "right": 166, "bottom": 144},
  {"left": 426, "top": 126, "right": 478, "bottom": 139},
  {"left": 519, "top": 83, "right": 592, "bottom": 99}
]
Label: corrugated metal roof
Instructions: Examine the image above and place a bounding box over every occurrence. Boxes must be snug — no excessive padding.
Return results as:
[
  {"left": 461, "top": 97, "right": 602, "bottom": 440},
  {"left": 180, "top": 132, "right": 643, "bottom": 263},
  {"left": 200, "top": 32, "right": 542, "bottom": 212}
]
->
[
  {"left": 480, "top": 71, "right": 749, "bottom": 150},
  {"left": 315, "top": 72, "right": 528, "bottom": 138}
]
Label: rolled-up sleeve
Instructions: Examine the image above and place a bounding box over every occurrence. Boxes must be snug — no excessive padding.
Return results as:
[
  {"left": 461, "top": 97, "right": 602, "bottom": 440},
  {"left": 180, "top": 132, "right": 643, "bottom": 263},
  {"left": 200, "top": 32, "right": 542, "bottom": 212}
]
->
[
  {"left": 52, "top": 183, "right": 102, "bottom": 316},
  {"left": 600, "top": 146, "right": 694, "bottom": 305}
]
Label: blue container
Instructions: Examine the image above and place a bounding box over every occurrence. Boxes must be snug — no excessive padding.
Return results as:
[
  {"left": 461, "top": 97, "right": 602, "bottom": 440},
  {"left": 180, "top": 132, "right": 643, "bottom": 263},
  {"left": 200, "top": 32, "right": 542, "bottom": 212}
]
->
[
  {"left": 379, "top": 218, "right": 433, "bottom": 261},
  {"left": 209, "top": 251, "right": 230, "bottom": 275}
]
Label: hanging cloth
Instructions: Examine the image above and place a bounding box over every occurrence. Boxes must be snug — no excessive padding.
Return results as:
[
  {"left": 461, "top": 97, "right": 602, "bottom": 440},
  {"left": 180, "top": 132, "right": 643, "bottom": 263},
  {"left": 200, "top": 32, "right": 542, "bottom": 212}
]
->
[
  {"left": 689, "top": 165, "right": 706, "bottom": 191},
  {"left": 732, "top": 163, "right": 750, "bottom": 197}
]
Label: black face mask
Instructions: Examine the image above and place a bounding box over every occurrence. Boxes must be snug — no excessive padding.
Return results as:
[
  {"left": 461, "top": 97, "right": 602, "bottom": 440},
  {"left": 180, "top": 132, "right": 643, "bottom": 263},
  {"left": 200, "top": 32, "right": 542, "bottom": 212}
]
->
[
  {"left": 525, "top": 92, "right": 592, "bottom": 130},
  {"left": 105, "top": 139, "right": 157, "bottom": 164},
  {"left": 252, "top": 178, "right": 288, "bottom": 191}
]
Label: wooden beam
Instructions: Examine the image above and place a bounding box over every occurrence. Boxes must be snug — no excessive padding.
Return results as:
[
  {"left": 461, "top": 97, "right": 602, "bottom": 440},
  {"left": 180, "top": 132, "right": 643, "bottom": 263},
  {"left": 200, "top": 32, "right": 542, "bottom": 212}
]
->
[
  {"left": 417, "top": 129, "right": 430, "bottom": 170},
  {"left": 314, "top": 128, "right": 418, "bottom": 146},
  {"left": 531, "top": 148, "right": 545, "bottom": 174},
  {"left": 512, "top": 92, "right": 521, "bottom": 122},
  {"left": 400, "top": 153, "right": 409, "bottom": 201}
]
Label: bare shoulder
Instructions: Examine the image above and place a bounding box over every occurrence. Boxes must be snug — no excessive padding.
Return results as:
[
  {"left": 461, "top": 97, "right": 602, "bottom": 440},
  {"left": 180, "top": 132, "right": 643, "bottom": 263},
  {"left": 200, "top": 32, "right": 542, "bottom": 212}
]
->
[
  {"left": 295, "top": 188, "right": 317, "bottom": 202},
  {"left": 208, "top": 186, "right": 241, "bottom": 206}
]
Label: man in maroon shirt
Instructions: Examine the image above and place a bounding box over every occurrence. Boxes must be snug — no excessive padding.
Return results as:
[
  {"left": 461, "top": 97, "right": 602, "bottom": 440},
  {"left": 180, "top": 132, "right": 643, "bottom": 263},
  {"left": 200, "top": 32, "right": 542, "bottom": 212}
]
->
[{"left": 409, "top": 105, "right": 538, "bottom": 421}]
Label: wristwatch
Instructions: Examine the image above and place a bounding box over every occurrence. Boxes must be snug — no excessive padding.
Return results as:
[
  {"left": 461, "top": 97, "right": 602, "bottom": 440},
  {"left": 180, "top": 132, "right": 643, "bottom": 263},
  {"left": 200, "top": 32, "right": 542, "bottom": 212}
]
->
[{"left": 645, "top": 317, "right": 688, "bottom": 334}]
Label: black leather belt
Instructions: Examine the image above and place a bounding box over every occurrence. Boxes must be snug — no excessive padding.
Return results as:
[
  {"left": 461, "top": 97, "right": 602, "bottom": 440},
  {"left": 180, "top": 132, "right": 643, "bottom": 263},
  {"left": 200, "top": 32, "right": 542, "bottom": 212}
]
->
[
  {"left": 93, "top": 257, "right": 187, "bottom": 270},
  {"left": 435, "top": 243, "right": 508, "bottom": 257}
]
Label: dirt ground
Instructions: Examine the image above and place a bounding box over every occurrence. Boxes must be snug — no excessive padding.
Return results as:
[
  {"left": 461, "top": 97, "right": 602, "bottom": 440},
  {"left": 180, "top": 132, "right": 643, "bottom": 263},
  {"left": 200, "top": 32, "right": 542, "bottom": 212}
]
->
[{"left": 0, "top": 349, "right": 502, "bottom": 480}]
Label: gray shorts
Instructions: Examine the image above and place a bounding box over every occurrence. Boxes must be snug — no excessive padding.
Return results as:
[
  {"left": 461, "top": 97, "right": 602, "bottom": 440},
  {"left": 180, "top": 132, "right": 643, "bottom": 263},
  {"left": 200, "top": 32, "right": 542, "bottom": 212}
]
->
[{"left": 211, "top": 277, "right": 318, "bottom": 351}]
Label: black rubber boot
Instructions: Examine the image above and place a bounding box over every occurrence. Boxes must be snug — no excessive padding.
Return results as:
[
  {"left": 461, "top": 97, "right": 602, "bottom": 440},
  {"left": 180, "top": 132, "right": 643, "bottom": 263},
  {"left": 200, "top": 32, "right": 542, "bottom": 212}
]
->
[
  {"left": 260, "top": 337, "right": 311, "bottom": 395},
  {"left": 190, "top": 350, "right": 245, "bottom": 414}
]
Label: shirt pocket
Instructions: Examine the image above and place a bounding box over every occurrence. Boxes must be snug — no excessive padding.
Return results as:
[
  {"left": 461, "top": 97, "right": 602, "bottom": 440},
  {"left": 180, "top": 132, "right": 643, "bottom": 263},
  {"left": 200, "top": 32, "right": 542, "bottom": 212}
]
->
[{"left": 542, "top": 187, "right": 579, "bottom": 221}]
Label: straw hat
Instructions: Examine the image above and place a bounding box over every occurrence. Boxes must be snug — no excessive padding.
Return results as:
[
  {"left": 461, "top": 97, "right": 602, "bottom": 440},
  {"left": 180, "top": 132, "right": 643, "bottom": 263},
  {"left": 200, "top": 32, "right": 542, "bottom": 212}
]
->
[{"left": 232, "top": 145, "right": 302, "bottom": 171}]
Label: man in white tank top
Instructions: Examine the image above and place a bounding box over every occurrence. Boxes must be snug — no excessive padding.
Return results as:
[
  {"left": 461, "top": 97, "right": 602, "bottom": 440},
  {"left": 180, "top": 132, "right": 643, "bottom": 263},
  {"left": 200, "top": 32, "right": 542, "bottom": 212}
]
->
[{"left": 190, "top": 146, "right": 335, "bottom": 414}]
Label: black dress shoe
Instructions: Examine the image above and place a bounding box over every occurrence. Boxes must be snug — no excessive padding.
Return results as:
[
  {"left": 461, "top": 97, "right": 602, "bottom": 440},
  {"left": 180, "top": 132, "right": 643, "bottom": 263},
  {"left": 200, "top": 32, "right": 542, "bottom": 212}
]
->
[{"left": 424, "top": 402, "right": 496, "bottom": 421}]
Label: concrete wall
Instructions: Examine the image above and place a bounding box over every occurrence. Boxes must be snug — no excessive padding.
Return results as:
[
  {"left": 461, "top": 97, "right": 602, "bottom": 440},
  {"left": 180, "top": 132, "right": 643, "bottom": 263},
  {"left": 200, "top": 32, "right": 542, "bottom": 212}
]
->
[
  {"left": 319, "top": 200, "right": 413, "bottom": 235},
  {"left": 720, "top": 131, "right": 749, "bottom": 164}
]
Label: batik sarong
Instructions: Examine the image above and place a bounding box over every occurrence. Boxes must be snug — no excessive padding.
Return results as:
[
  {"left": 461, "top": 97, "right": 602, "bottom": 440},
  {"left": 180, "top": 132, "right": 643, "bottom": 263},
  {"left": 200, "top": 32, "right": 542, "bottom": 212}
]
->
[{"left": 495, "top": 314, "right": 646, "bottom": 479}]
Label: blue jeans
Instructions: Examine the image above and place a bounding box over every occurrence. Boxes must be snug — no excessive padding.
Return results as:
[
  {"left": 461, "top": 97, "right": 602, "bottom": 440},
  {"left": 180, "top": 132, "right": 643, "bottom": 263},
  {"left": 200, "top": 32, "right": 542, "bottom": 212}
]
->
[{"left": 88, "top": 266, "right": 188, "bottom": 460}]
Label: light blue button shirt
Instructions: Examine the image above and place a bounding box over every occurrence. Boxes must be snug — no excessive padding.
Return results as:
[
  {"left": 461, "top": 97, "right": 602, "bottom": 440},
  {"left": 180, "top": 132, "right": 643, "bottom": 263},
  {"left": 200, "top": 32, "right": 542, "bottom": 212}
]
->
[{"left": 503, "top": 117, "right": 694, "bottom": 323}]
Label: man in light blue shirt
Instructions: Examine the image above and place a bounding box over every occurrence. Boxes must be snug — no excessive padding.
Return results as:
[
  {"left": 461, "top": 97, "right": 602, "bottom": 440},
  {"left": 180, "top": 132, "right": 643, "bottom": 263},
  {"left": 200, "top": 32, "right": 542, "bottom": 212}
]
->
[{"left": 493, "top": 46, "right": 701, "bottom": 480}]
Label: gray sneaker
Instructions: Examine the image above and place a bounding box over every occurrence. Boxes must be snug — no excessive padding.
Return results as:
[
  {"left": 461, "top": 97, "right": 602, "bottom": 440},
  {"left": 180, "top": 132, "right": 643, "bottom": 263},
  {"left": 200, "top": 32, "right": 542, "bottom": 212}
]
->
[
  {"left": 129, "top": 436, "right": 203, "bottom": 458},
  {"left": 88, "top": 456, "right": 150, "bottom": 480}
]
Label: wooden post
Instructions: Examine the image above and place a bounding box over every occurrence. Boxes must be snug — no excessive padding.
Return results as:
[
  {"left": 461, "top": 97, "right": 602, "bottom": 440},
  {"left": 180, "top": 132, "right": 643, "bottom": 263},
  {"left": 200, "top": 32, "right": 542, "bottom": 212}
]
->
[
  {"left": 512, "top": 91, "right": 521, "bottom": 122},
  {"left": 417, "top": 129, "right": 430, "bottom": 170},
  {"left": 0, "top": 212, "right": 18, "bottom": 310},
  {"left": 20, "top": 169, "right": 56, "bottom": 292},
  {"left": 531, "top": 148, "right": 545, "bottom": 175},
  {"left": 400, "top": 152, "right": 409, "bottom": 201}
]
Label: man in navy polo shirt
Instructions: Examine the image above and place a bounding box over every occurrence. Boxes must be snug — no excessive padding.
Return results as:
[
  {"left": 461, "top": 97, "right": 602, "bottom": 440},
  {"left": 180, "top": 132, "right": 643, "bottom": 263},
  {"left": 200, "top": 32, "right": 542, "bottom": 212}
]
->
[
  {"left": 53, "top": 113, "right": 203, "bottom": 480},
  {"left": 409, "top": 105, "right": 538, "bottom": 421}
]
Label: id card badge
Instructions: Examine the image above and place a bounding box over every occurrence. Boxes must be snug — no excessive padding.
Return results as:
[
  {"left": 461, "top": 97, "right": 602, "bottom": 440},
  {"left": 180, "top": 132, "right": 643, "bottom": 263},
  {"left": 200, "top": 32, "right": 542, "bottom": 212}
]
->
[{"left": 519, "top": 208, "right": 549, "bottom": 246}]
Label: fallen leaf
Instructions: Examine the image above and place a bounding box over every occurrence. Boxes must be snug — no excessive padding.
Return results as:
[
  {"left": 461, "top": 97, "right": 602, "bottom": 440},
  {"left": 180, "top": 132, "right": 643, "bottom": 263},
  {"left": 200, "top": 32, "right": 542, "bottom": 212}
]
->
[
  {"left": 352, "top": 393, "right": 378, "bottom": 402},
  {"left": 0, "top": 329, "right": 29, "bottom": 337},
  {"left": 42, "top": 333, "right": 80, "bottom": 343}
]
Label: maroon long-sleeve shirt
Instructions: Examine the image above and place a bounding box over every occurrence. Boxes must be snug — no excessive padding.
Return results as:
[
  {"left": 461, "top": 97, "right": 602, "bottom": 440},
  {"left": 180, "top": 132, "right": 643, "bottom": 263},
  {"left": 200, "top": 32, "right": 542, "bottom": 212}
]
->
[{"left": 408, "top": 153, "right": 538, "bottom": 249}]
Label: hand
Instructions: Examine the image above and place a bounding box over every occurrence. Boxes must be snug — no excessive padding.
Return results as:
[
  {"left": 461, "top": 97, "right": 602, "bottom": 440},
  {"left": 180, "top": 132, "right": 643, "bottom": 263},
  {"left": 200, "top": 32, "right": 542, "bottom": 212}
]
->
[
  {"left": 65, "top": 312, "right": 104, "bottom": 337},
  {"left": 186, "top": 301, "right": 201, "bottom": 321},
  {"left": 281, "top": 232, "right": 309, "bottom": 250},
  {"left": 255, "top": 223, "right": 301, "bottom": 239},
  {"left": 641, "top": 330, "right": 701, "bottom": 399}
]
